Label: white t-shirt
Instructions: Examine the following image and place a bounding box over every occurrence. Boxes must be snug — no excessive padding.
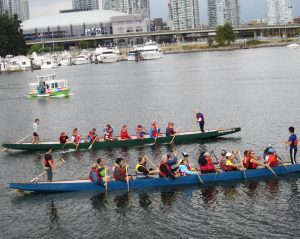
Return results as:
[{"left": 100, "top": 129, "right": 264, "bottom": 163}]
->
[{"left": 32, "top": 123, "right": 38, "bottom": 133}]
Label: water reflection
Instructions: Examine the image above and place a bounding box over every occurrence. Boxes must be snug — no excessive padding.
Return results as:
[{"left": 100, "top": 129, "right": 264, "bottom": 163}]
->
[
  {"left": 47, "top": 200, "right": 59, "bottom": 229},
  {"left": 138, "top": 193, "right": 152, "bottom": 210},
  {"left": 114, "top": 192, "right": 131, "bottom": 215},
  {"left": 90, "top": 193, "right": 110, "bottom": 210},
  {"left": 242, "top": 181, "right": 260, "bottom": 198},
  {"left": 160, "top": 190, "right": 178, "bottom": 206},
  {"left": 265, "top": 179, "right": 279, "bottom": 200},
  {"left": 200, "top": 187, "right": 218, "bottom": 206}
]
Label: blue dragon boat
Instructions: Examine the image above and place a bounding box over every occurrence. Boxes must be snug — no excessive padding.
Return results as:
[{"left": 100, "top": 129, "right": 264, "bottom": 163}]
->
[{"left": 9, "top": 164, "right": 300, "bottom": 193}]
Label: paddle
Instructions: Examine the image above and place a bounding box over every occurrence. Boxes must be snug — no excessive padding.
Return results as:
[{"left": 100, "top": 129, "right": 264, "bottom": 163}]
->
[
  {"left": 265, "top": 164, "right": 280, "bottom": 178},
  {"left": 104, "top": 168, "right": 108, "bottom": 193},
  {"left": 1, "top": 133, "right": 32, "bottom": 152},
  {"left": 169, "top": 126, "right": 180, "bottom": 144},
  {"left": 190, "top": 121, "right": 197, "bottom": 132},
  {"left": 30, "top": 158, "right": 65, "bottom": 182},
  {"left": 88, "top": 135, "right": 99, "bottom": 150},
  {"left": 125, "top": 164, "right": 130, "bottom": 192},
  {"left": 238, "top": 151, "right": 247, "bottom": 179},
  {"left": 195, "top": 170, "right": 204, "bottom": 184}
]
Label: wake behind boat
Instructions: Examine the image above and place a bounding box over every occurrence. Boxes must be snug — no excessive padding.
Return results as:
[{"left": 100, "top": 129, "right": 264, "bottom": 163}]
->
[
  {"left": 9, "top": 164, "right": 300, "bottom": 193},
  {"left": 2, "top": 127, "right": 241, "bottom": 151}
]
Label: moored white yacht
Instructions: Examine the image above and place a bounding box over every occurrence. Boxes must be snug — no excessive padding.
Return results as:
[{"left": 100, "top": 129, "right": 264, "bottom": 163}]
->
[
  {"left": 73, "top": 52, "right": 90, "bottom": 65},
  {"left": 287, "top": 43, "right": 300, "bottom": 49},
  {"left": 138, "top": 40, "right": 163, "bottom": 60},
  {"left": 97, "top": 47, "right": 121, "bottom": 63},
  {"left": 40, "top": 57, "right": 58, "bottom": 69}
]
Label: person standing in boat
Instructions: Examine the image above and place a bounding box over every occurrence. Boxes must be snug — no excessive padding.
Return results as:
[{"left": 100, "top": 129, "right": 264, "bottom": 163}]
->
[
  {"left": 135, "top": 156, "right": 158, "bottom": 179},
  {"left": 136, "top": 125, "right": 147, "bottom": 139},
  {"left": 149, "top": 122, "right": 160, "bottom": 139},
  {"left": 285, "top": 127, "right": 298, "bottom": 164},
  {"left": 120, "top": 125, "right": 131, "bottom": 140},
  {"left": 32, "top": 119, "right": 40, "bottom": 144},
  {"left": 44, "top": 148, "right": 54, "bottom": 182},
  {"left": 104, "top": 124, "right": 114, "bottom": 141},
  {"left": 165, "top": 122, "right": 175, "bottom": 137},
  {"left": 113, "top": 157, "right": 132, "bottom": 182},
  {"left": 194, "top": 110, "right": 205, "bottom": 133}
]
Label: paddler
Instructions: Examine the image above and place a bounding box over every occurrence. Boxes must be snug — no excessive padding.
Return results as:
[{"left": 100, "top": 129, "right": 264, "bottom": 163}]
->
[
  {"left": 104, "top": 124, "right": 114, "bottom": 141},
  {"left": 136, "top": 124, "right": 147, "bottom": 139},
  {"left": 243, "top": 150, "right": 266, "bottom": 169},
  {"left": 135, "top": 156, "right": 158, "bottom": 179},
  {"left": 120, "top": 124, "right": 131, "bottom": 140},
  {"left": 165, "top": 122, "right": 175, "bottom": 137},
  {"left": 159, "top": 154, "right": 177, "bottom": 179},
  {"left": 59, "top": 132, "right": 68, "bottom": 144},
  {"left": 44, "top": 148, "right": 54, "bottom": 182},
  {"left": 222, "top": 152, "right": 240, "bottom": 171},
  {"left": 178, "top": 153, "right": 198, "bottom": 176},
  {"left": 32, "top": 118, "right": 40, "bottom": 144},
  {"left": 89, "top": 158, "right": 110, "bottom": 185},
  {"left": 149, "top": 121, "right": 160, "bottom": 139},
  {"left": 266, "top": 148, "right": 280, "bottom": 168},
  {"left": 198, "top": 152, "right": 216, "bottom": 174},
  {"left": 71, "top": 128, "right": 81, "bottom": 147},
  {"left": 194, "top": 110, "right": 205, "bottom": 133},
  {"left": 113, "top": 157, "right": 132, "bottom": 182}
]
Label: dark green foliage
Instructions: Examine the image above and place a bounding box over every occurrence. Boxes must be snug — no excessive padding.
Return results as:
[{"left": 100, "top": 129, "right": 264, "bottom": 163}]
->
[
  {"left": 216, "top": 23, "right": 236, "bottom": 46},
  {"left": 0, "top": 13, "right": 27, "bottom": 57},
  {"left": 207, "top": 37, "right": 214, "bottom": 47}
]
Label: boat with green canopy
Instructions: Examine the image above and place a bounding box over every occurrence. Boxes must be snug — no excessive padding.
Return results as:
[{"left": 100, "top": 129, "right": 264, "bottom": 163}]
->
[{"left": 2, "top": 127, "right": 241, "bottom": 151}]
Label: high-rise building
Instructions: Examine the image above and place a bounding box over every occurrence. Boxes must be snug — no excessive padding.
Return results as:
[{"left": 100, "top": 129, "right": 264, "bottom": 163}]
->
[
  {"left": 208, "top": 0, "right": 240, "bottom": 27},
  {"left": 267, "top": 0, "right": 293, "bottom": 25},
  {"left": 102, "top": 0, "right": 150, "bottom": 18},
  {"left": 0, "top": 0, "right": 3, "bottom": 15},
  {"left": 1, "top": 0, "right": 29, "bottom": 21},
  {"left": 72, "top": 0, "right": 99, "bottom": 10},
  {"left": 169, "top": 0, "right": 200, "bottom": 30}
]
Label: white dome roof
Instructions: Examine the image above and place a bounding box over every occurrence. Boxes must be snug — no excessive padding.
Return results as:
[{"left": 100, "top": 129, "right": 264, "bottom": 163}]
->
[{"left": 22, "top": 10, "right": 129, "bottom": 30}]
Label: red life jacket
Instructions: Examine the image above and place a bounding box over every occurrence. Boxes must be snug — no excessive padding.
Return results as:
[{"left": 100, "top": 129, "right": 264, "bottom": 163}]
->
[
  {"left": 59, "top": 136, "right": 67, "bottom": 144},
  {"left": 113, "top": 164, "right": 126, "bottom": 180},
  {"left": 104, "top": 128, "right": 113, "bottom": 140},
  {"left": 89, "top": 168, "right": 102, "bottom": 182},
  {"left": 199, "top": 157, "right": 215, "bottom": 172},
  {"left": 44, "top": 153, "right": 53, "bottom": 168},
  {"left": 243, "top": 156, "right": 258, "bottom": 169},
  {"left": 120, "top": 129, "right": 130, "bottom": 139},
  {"left": 159, "top": 162, "right": 172, "bottom": 178},
  {"left": 74, "top": 134, "right": 81, "bottom": 143},
  {"left": 179, "top": 165, "right": 191, "bottom": 176},
  {"left": 219, "top": 159, "right": 235, "bottom": 171},
  {"left": 268, "top": 155, "right": 278, "bottom": 167},
  {"left": 152, "top": 128, "right": 158, "bottom": 138}
]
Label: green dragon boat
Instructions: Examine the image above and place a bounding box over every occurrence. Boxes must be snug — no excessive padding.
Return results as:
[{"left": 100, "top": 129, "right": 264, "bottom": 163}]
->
[{"left": 2, "top": 127, "right": 241, "bottom": 151}]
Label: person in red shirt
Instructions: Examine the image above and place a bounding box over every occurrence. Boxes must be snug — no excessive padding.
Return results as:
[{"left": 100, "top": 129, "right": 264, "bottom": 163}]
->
[
  {"left": 267, "top": 148, "right": 279, "bottom": 167},
  {"left": 59, "top": 132, "right": 68, "bottom": 144},
  {"left": 120, "top": 125, "right": 131, "bottom": 140}
]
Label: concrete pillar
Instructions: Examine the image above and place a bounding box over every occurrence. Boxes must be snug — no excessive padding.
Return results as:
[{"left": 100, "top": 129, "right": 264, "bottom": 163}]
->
[{"left": 253, "top": 31, "right": 257, "bottom": 39}]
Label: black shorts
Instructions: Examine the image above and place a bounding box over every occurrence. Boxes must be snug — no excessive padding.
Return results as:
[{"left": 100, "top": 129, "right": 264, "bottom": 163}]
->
[{"left": 33, "top": 132, "right": 38, "bottom": 137}]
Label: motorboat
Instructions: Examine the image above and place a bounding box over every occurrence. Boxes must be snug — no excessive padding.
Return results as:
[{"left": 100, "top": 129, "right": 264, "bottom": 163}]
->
[
  {"left": 138, "top": 40, "right": 163, "bottom": 60},
  {"left": 28, "top": 74, "right": 70, "bottom": 98},
  {"left": 287, "top": 43, "right": 300, "bottom": 49},
  {"left": 97, "top": 47, "right": 121, "bottom": 63},
  {"left": 40, "top": 57, "right": 58, "bottom": 69}
]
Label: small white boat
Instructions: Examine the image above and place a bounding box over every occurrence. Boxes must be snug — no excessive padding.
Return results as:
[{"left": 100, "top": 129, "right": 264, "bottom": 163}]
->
[
  {"left": 287, "top": 43, "right": 300, "bottom": 49},
  {"left": 97, "top": 47, "right": 121, "bottom": 63},
  {"left": 127, "top": 50, "right": 139, "bottom": 61},
  {"left": 58, "top": 51, "right": 72, "bottom": 66}
]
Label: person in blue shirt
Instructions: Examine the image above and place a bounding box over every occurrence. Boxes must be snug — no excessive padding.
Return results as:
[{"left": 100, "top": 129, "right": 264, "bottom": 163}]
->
[
  {"left": 194, "top": 110, "right": 205, "bottom": 133},
  {"left": 285, "top": 127, "right": 298, "bottom": 164},
  {"left": 178, "top": 157, "right": 198, "bottom": 176}
]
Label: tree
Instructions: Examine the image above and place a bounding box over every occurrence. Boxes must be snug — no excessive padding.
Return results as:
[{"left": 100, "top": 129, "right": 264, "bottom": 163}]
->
[
  {"left": 215, "top": 23, "right": 236, "bottom": 46},
  {"left": 0, "top": 13, "right": 27, "bottom": 57},
  {"left": 207, "top": 37, "right": 214, "bottom": 47},
  {"left": 79, "top": 40, "right": 89, "bottom": 49},
  {"left": 29, "top": 44, "right": 42, "bottom": 54}
]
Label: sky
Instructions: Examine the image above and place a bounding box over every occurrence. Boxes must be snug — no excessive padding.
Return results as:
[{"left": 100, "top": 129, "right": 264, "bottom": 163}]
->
[{"left": 29, "top": 0, "right": 300, "bottom": 24}]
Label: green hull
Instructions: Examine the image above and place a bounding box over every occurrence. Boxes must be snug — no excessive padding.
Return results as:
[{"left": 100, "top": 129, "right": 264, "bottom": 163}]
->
[
  {"left": 2, "top": 127, "right": 241, "bottom": 151},
  {"left": 29, "top": 89, "right": 70, "bottom": 98}
]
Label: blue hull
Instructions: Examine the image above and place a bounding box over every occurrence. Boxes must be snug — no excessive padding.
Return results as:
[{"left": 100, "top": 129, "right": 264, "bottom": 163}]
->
[{"left": 9, "top": 164, "right": 300, "bottom": 193}]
